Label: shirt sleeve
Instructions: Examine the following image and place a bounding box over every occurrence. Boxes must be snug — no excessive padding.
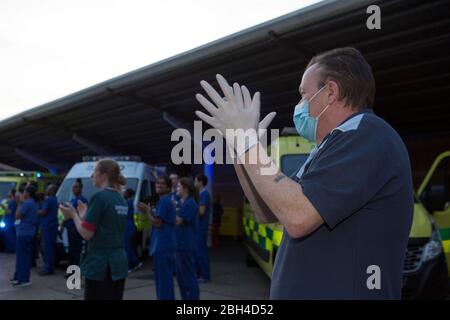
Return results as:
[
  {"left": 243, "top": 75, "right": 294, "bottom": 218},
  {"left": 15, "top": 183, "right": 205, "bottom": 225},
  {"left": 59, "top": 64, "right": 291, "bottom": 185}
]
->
[
  {"left": 18, "top": 201, "right": 30, "bottom": 217},
  {"left": 178, "top": 201, "right": 197, "bottom": 222},
  {"left": 300, "top": 131, "right": 392, "bottom": 229},
  {"left": 42, "top": 198, "right": 50, "bottom": 213},
  {"left": 8, "top": 202, "right": 17, "bottom": 215},
  {"left": 127, "top": 201, "right": 134, "bottom": 216},
  {"left": 158, "top": 198, "right": 176, "bottom": 225},
  {"left": 199, "top": 191, "right": 208, "bottom": 207},
  {"left": 82, "top": 194, "right": 104, "bottom": 232}
]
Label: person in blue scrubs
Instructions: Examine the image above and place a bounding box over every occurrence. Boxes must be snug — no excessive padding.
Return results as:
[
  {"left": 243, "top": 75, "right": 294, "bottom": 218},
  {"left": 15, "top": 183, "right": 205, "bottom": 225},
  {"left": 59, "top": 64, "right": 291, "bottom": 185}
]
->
[
  {"left": 64, "top": 178, "right": 88, "bottom": 267},
  {"left": 212, "top": 194, "right": 224, "bottom": 248},
  {"left": 174, "top": 177, "right": 200, "bottom": 300},
  {"left": 38, "top": 184, "right": 59, "bottom": 276},
  {"left": 12, "top": 185, "right": 39, "bottom": 287},
  {"left": 139, "top": 176, "right": 176, "bottom": 300},
  {"left": 32, "top": 191, "right": 45, "bottom": 268},
  {"left": 1, "top": 189, "right": 17, "bottom": 253},
  {"left": 194, "top": 174, "right": 211, "bottom": 282},
  {"left": 23, "top": 182, "right": 41, "bottom": 269},
  {"left": 169, "top": 172, "right": 181, "bottom": 206},
  {"left": 124, "top": 188, "right": 141, "bottom": 272}
]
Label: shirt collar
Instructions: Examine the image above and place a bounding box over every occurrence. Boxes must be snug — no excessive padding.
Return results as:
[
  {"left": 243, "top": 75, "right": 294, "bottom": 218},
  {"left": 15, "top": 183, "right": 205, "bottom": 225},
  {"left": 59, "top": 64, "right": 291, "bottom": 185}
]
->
[
  {"left": 337, "top": 108, "right": 373, "bottom": 128},
  {"left": 321, "top": 108, "right": 373, "bottom": 143}
]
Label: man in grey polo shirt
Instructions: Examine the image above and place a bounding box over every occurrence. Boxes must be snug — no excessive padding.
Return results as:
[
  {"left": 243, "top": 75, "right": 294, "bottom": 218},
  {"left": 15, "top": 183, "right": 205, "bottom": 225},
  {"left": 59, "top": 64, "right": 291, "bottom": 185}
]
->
[{"left": 195, "top": 47, "right": 413, "bottom": 299}]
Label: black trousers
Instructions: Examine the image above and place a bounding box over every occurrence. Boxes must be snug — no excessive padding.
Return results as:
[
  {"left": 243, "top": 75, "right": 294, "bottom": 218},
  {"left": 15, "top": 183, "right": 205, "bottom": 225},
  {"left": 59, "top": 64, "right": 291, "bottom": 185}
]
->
[{"left": 84, "top": 265, "right": 125, "bottom": 300}]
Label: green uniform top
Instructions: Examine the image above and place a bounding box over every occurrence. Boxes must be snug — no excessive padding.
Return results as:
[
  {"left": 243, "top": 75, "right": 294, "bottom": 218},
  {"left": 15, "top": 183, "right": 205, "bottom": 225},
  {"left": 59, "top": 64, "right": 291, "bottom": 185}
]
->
[{"left": 80, "top": 188, "right": 129, "bottom": 281}]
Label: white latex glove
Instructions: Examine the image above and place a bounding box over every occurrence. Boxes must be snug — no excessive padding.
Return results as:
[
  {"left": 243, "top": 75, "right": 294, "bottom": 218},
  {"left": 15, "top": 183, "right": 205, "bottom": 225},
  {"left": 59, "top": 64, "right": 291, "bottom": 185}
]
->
[{"left": 195, "top": 74, "right": 276, "bottom": 157}]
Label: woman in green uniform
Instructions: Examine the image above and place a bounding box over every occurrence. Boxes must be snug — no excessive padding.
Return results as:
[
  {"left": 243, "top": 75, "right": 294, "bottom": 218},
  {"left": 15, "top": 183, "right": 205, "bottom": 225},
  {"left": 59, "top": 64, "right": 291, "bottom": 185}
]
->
[{"left": 60, "top": 159, "right": 129, "bottom": 300}]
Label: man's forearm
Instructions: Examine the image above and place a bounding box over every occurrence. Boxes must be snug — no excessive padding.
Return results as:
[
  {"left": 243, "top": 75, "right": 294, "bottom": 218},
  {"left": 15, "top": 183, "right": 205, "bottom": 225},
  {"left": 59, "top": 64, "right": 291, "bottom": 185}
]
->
[
  {"left": 233, "top": 161, "right": 278, "bottom": 223},
  {"left": 238, "top": 143, "right": 320, "bottom": 236},
  {"left": 73, "top": 214, "right": 93, "bottom": 240}
]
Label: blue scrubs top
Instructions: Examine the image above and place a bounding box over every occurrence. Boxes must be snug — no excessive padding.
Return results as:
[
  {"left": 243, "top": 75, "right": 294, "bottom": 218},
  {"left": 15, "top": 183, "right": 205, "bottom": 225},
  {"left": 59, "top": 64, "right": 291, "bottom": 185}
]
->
[
  {"left": 40, "top": 196, "right": 58, "bottom": 230},
  {"left": 199, "top": 189, "right": 211, "bottom": 231},
  {"left": 5, "top": 199, "right": 17, "bottom": 227},
  {"left": 150, "top": 195, "right": 176, "bottom": 256},
  {"left": 36, "top": 201, "right": 43, "bottom": 228},
  {"left": 170, "top": 191, "right": 181, "bottom": 206},
  {"left": 126, "top": 199, "right": 134, "bottom": 222},
  {"left": 71, "top": 195, "right": 88, "bottom": 208},
  {"left": 65, "top": 195, "right": 88, "bottom": 228},
  {"left": 16, "top": 199, "right": 39, "bottom": 237},
  {"left": 175, "top": 196, "right": 198, "bottom": 252}
]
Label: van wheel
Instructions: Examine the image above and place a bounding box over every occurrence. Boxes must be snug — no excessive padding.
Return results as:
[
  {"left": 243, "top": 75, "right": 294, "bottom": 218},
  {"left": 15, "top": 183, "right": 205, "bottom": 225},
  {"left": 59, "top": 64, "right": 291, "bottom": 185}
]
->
[{"left": 246, "top": 253, "right": 258, "bottom": 268}]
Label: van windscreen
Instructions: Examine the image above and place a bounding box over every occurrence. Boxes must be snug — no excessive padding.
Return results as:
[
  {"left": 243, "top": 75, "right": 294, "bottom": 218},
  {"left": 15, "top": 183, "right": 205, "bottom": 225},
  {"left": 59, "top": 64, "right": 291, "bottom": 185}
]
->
[
  {"left": 57, "top": 177, "right": 138, "bottom": 203},
  {"left": 0, "top": 181, "right": 17, "bottom": 201}
]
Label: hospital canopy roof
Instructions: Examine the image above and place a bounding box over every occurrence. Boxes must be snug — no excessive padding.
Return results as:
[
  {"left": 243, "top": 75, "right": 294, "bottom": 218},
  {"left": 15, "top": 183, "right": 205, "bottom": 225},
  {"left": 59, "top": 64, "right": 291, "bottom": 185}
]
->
[{"left": 0, "top": 0, "right": 448, "bottom": 171}]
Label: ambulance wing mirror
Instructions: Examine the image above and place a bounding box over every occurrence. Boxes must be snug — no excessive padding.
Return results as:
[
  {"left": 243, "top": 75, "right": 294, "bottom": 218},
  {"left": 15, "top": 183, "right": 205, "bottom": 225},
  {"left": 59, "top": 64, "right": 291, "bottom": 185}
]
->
[{"left": 421, "top": 185, "right": 447, "bottom": 213}]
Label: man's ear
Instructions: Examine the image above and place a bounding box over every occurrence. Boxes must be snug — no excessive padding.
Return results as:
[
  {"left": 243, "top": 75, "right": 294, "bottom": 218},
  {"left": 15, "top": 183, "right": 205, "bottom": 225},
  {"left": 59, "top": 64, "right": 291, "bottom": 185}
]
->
[{"left": 327, "top": 80, "right": 340, "bottom": 105}]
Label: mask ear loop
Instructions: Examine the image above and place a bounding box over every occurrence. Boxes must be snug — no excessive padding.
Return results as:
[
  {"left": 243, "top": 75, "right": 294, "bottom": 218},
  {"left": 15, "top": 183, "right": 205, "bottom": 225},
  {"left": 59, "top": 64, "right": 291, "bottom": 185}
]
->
[
  {"left": 314, "top": 83, "right": 330, "bottom": 120},
  {"left": 317, "top": 104, "right": 330, "bottom": 120},
  {"left": 309, "top": 84, "right": 328, "bottom": 102}
]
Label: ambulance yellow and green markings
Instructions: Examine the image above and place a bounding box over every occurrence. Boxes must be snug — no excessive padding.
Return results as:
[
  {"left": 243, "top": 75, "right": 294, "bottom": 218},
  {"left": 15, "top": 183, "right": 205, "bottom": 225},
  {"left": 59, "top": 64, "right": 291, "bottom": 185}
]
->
[
  {"left": 417, "top": 150, "right": 450, "bottom": 275},
  {"left": 0, "top": 199, "right": 7, "bottom": 228},
  {"left": 434, "top": 208, "right": 450, "bottom": 273},
  {"left": 242, "top": 131, "right": 315, "bottom": 278},
  {"left": 243, "top": 216, "right": 282, "bottom": 252},
  {"left": 134, "top": 212, "right": 151, "bottom": 232}
]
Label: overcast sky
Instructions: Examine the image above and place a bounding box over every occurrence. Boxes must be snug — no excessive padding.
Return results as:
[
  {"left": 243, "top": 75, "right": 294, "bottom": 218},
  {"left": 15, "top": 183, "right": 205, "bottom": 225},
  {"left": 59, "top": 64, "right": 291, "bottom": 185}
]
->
[{"left": 0, "top": 0, "right": 320, "bottom": 121}]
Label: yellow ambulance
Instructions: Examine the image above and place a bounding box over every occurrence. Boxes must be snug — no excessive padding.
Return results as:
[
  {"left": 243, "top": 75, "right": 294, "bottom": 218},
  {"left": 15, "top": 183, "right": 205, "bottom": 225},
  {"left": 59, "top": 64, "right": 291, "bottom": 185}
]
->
[
  {"left": 243, "top": 129, "right": 449, "bottom": 299},
  {"left": 0, "top": 171, "right": 62, "bottom": 199}
]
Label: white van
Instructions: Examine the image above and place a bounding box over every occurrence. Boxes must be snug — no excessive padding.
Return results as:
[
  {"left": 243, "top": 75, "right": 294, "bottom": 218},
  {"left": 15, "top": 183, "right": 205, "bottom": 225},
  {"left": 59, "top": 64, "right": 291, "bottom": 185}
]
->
[{"left": 55, "top": 156, "right": 165, "bottom": 261}]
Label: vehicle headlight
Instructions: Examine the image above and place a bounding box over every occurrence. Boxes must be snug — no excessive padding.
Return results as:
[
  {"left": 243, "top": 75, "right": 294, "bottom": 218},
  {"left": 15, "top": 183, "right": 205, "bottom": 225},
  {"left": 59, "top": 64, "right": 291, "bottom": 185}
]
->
[
  {"left": 0, "top": 221, "right": 5, "bottom": 229},
  {"left": 422, "top": 227, "right": 442, "bottom": 262}
]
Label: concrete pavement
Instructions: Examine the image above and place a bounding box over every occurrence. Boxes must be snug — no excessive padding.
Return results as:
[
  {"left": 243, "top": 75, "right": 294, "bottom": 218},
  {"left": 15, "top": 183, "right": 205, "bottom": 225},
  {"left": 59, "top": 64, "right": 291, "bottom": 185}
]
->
[{"left": 0, "top": 240, "right": 270, "bottom": 300}]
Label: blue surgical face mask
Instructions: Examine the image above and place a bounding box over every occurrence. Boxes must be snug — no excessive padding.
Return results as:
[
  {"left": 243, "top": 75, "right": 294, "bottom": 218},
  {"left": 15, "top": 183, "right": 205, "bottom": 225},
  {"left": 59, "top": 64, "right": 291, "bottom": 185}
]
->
[{"left": 293, "top": 85, "right": 329, "bottom": 142}]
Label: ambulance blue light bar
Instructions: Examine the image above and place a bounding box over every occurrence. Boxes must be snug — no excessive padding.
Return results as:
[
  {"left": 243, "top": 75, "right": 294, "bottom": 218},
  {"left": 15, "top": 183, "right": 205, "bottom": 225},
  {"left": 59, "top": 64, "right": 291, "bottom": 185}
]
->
[{"left": 82, "top": 156, "right": 142, "bottom": 162}]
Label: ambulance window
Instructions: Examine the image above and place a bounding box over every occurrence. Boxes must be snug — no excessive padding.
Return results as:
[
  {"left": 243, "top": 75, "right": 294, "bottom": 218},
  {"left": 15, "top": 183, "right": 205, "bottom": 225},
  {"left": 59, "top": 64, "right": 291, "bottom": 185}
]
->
[
  {"left": 56, "top": 178, "right": 138, "bottom": 204},
  {"left": 421, "top": 156, "right": 450, "bottom": 212},
  {"left": 139, "top": 180, "right": 150, "bottom": 202},
  {"left": 150, "top": 181, "right": 156, "bottom": 197},
  {"left": 280, "top": 154, "right": 309, "bottom": 178},
  {"left": 0, "top": 182, "right": 17, "bottom": 201},
  {"left": 149, "top": 181, "right": 158, "bottom": 205}
]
